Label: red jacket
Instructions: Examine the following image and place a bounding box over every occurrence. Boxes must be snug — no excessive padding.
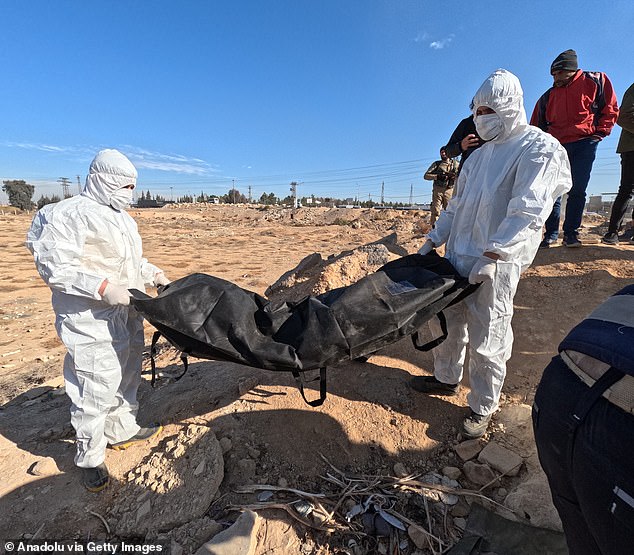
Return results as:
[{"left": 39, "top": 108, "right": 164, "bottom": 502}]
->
[{"left": 530, "top": 70, "right": 619, "bottom": 144}]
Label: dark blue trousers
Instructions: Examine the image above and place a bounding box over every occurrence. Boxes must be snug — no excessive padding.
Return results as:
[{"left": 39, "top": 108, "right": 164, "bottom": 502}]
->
[
  {"left": 543, "top": 138, "right": 599, "bottom": 242},
  {"left": 533, "top": 356, "right": 634, "bottom": 554}
]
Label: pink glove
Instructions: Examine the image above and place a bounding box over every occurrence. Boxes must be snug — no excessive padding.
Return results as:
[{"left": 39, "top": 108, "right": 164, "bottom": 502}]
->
[
  {"left": 154, "top": 273, "right": 171, "bottom": 287},
  {"left": 418, "top": 239, "right": 435, "bottom": 255},
  {"left": 468, "top": 256, "right": 497, "bottom": 285},
  {"left": 101, "top": 282, "right": 131, "bottom": 306}
]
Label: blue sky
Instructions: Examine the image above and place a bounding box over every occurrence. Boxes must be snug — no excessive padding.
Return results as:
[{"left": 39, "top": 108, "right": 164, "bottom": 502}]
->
[{"left": 1, "top": 0, "right": 632, "bottom": 204}]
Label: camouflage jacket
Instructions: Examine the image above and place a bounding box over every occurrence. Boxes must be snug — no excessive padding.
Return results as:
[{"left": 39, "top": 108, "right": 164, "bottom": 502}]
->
[{"left": 423, "top": 158, "right": 460, "bottom": 188}]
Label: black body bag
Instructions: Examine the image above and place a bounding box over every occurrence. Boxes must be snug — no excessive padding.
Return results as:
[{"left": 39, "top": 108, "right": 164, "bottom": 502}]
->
[{"left": 130, "top": 253, "right": 477, "bottom": 406}]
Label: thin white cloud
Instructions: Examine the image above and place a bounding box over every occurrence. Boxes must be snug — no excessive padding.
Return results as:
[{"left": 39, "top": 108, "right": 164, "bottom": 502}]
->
[
  {"left": 429, "top": 34, "right": 454, "bottom": 50},
  {"left": 131, "top": 159, "right": 211, "bottom": 175},
  {"left": 122, "top": 146, "right": 218, "bottom": 175},
  {"left": 413, "top": 31, "right": 429, "bottom": 43},
  {"left": 4, "top": 142, "right": 78, "bottom": 153},
  {"left": 3, "top": 141, "right": 218, "bottom": 175}
]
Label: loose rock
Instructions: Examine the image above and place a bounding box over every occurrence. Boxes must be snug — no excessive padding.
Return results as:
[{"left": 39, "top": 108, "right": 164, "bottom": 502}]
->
[
  {"left": 454, "top": 439, "right": 484, "bottom": 461},
  {"left": 462, "top": 461, "right": 497, "bottom": 487},
  {"left": 478, "top": 441, "right": 523, "bottom": 476}
]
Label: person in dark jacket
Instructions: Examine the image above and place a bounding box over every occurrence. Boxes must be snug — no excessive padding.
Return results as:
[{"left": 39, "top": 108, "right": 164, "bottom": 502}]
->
[
  {"left": 530, "top": 49, "right": 619, "bottom": 248},
  {"left": 443, "top": 114, "right": 482, "bottom": 175},
  {"left": 533, "top": 284, "right": 634, "bottom": 554},
  {"left": 602, "top": 82, "right": 634, "bottom": 245}
]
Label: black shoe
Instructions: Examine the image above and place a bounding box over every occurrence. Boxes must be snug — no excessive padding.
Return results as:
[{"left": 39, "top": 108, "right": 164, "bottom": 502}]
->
[
  {"left": 538, "top": 239, "right": 551, "bottom": 249},
  {"left": 409, "top": 376, "right": 459, "bottom": 396},
  {"left": 83, "top": 463, "right": 109, "bottom": 492},
  {"left": 601, "top": 232, "right": 619, "bottom": 245},
  {"left": 462, "top": 411, "right": 492, "bottom": 439},
  {"left": 110, "top": 425, "right": 163, "bottom": 451},
  {"left": 563, "top": 235, "right": 582, "bottom": 248}
]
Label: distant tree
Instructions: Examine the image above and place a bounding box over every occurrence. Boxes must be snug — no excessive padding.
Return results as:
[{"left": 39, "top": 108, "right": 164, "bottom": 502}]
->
[
  {"left": 36, "top": 194, "right": 61, "bottom": 209},
  {"left": 2, "top": 180, "right": 35, "bottom": 210},
  {"left": 223, "top": 188, "right": 247, "bottom": 204},
  {"left": 258, "top": 192, "right": 278, "bottom": 205}
]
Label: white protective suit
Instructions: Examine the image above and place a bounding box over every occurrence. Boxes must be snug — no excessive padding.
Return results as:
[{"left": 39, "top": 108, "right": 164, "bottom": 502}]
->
[
  {"left": 26, "top": 149, "right": 163, "bottom": 468},
  {"left": 427, "top": 70, "right": 572, "bottom": 416}
]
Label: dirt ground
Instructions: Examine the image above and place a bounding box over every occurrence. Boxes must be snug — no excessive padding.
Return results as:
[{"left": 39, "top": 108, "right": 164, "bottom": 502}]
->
[{"left": 1, "top": 204, "right": 633, "bottom": 553}]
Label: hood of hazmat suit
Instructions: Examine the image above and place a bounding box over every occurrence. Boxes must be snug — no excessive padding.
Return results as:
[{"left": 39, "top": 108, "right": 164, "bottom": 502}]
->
[
  {"left": 26, "top": 148, "right": 160, "bottom": 307},
  {"left": 428, "top": 69, "right": 572, "bottom": 277},
  {"left": 83, "top": 148, "right": 138, "bottom": 208},
  {"left": 25, "top": 148, "right": 163, "bottom": 467}
]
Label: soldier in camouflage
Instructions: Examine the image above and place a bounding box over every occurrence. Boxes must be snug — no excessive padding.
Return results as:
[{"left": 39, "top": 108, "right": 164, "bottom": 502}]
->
[{"left": 423, "top": 148, "right": 460, "bottom": 227}]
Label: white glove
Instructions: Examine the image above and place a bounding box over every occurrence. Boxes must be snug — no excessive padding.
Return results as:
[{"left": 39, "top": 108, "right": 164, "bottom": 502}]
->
[
  {"left": 468, "top": 256, "right": 497, "bottom": 285},
  {"left": 154, "top": 272, "right": 171, "bottom": 287},
  {"left": 101, "top": 282, "right": 131, "bottom": 306},
  {"left": 418, "top": 239, "right": 435, "bottom": 255}
]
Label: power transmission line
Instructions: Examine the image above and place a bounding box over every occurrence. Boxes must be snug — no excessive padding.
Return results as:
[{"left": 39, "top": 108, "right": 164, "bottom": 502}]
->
[{"left": 58, "top": 177, "right": 71, "bottom": 198}]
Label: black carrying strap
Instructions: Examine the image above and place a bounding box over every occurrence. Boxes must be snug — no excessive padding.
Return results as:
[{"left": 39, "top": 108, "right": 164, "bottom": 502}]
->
[
  {"left": 569, "top": 366, "right": 624, "bottom": 426},
  {"left": 566, "top": 365, "right": 624, "bottom": 467},
  {"left": 412, "top": 311, "right": 448, "bottom": 352},
  {"left": 150, "top": 328, "right": 324, "bottom": 404},
  {"left": 149, "top": 331, "right": 189, "bottom": 387},
  {"left": 291, "top": 367, "right": 327, "bottom": 407},
  {"left": 150, "top": 331, "right": 161, "bottom": 387}
]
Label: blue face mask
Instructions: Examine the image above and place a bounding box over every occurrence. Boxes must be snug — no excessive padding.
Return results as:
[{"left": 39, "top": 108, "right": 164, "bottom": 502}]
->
[
  {"left": 475, "top": 113, "right": 503, "bottom": 141},
  {"left": 110, "top": 187, "right": 134, "bottom": 211}
]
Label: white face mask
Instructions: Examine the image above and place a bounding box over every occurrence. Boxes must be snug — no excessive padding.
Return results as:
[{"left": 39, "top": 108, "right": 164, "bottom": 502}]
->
[
  {"left": 475, "top": 112, "right": 503, "bottom": 141},
  {"left": 110, "top": 187, "right": 134, "bottom": 211}
]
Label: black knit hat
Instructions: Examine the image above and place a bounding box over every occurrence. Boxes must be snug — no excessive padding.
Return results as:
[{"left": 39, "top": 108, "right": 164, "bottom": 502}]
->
[{"left": 550, "top": 49, "right": 578, "bottom": 74}]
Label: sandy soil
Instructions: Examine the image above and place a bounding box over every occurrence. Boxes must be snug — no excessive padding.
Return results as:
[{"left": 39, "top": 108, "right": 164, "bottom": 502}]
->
[{"left": 0, "top": 204, "right": 632, "bottom": 553}]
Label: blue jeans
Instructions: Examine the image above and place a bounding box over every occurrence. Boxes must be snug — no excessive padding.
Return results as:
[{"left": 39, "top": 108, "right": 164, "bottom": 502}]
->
[{"left": 543, "top": 137, "right": 599, "bottom": 242}]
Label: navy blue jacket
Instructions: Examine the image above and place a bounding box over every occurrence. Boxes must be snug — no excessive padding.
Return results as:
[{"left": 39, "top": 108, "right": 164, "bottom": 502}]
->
[{"left": 560, "top": 285, "right": 634, "bottom": 376}]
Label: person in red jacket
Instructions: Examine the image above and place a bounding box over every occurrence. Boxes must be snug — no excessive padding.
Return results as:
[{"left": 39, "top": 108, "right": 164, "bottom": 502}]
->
[{"left": 530, "top": 49, "right": 619, "bottom": 248}]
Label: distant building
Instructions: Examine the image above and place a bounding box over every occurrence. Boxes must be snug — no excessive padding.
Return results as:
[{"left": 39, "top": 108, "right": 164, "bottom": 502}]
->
[
  {"left": 136, "top": 198, "right": 165, "bottom": 208},
  {"left": 585, "top": 195, "right": 613, "bottom": 215},
  {"left": 586, "top": 195, "right": 603, "bottom": 213}
]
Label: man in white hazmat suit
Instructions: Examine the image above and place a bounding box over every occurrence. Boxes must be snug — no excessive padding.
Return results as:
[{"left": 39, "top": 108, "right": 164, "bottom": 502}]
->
[
  {"left": 412, "top": 69, "right": 572, "bottom": 438},
  {"left": 26, "top": 149, "right": 171, "bottom": 491}
]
